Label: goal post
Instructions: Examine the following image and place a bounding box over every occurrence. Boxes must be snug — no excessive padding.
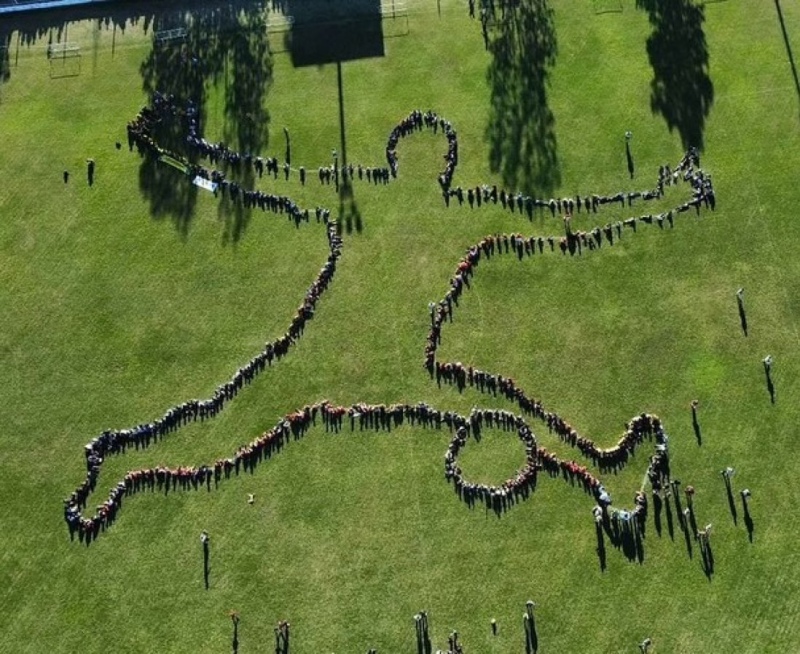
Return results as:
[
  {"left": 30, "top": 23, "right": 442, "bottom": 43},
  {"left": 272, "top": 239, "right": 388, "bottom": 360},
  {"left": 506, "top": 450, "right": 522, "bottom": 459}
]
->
[
  {"left": 593, "top": 0, "right": 623, "bottom": 14},
  {"left": 47, "top": 42, "right": 81, "bottom": 78},
  {"left": 47, "top": 42, "right": 81, "bottom": 59},
  {"left": 154, "top": 28, "right": 188, "bottom": 45}
]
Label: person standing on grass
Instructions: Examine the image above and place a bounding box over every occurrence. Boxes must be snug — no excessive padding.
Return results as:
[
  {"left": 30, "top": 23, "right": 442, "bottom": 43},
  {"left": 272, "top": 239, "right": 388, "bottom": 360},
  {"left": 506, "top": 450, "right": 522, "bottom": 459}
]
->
[{"left": 86, "top": 158, "right": 95, "bottom": 186}]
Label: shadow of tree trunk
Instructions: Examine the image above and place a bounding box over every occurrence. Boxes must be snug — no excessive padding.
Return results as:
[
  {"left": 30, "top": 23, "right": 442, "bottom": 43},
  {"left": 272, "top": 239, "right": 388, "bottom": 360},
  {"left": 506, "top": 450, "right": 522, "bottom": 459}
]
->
[
  {"left": 485, "top": 0, "right": 560, "bottom": 196},
  {"left": 636, "top": 0, "right": 714, "bottom": 151},
  {"left": 0, "top": 32, "right": 10, "bottom": 86}
]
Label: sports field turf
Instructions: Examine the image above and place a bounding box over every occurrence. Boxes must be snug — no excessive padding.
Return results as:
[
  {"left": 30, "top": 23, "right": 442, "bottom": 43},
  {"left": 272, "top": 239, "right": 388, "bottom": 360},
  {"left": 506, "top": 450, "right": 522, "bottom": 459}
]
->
[{"left": 1, "top": 0, "right": 800, "bottom": 651}]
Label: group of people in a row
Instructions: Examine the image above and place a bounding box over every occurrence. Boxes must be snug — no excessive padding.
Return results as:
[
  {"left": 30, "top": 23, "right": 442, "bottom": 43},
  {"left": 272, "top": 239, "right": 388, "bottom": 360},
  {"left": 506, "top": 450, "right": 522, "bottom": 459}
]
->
[
  {"left": 384, "top": 108, "right": 459, "bottom": 194},
  {"left": 128, "top": 93, "right": 337, "bottom": 227},
  {"left": 422, "top": 152, "right": 715, "bottom": 482},
  {"left": 66, "top": 95, "right": 709, "bottom": 542},
  {"left": 68, "top": 98, "right": 350, "bottom": 539},
  {"left": 65, "top": 396, "right": 669, "bottom": 543},
  {"left": 444, "top": 411, "right": 536, "bottom": 512},
  {"left": 445, "top": 408, "right": 672, "bottom": 561},
  {"left": 130, "top": 94, "right": 717, "bottom": 236},
  {"left": 63, "top": 212, "right": 340, "bottom": 524}
]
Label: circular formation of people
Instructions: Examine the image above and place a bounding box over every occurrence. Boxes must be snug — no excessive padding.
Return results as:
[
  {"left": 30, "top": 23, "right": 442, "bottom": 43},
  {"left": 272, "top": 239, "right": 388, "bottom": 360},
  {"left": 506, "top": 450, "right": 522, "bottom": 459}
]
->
[{"left": 66, "top": 91, "right": 720, "bottom": 567}]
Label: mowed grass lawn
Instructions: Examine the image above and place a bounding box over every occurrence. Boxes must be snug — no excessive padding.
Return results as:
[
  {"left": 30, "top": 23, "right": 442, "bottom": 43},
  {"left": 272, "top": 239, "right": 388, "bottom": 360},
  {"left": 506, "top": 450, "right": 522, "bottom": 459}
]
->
[{"left": 1, "top": 0, "right": 800, "bottom": 651}]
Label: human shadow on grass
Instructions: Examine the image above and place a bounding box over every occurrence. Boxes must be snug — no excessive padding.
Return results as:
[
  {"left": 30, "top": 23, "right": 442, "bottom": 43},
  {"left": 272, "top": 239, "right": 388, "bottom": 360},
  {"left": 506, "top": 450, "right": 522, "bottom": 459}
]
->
[
  {"left": 636, "top": 0, "right": 714, "bottom": 151},
  {"left": 230, "top": 613, "right": 240, "bottom": 654},
  {"left": 700, "top": 538, "right": 714, "bottom": 580},
  {"left": 671, "top": 480, "right": 684, "bottom": 525},
  {"left": 737, "top": 295, "right": 748, "bottom": 337},
  {"left": 682, "top": 517, "right": 693, "bottom": 559},
  {"left": 653, "top": 491, "right": 662, "bottom": 536},
  {"left": 723, "top": 472, "right": 738, "bottom": 525},
  {"left": 687, "top": 504, "right": 698, "bottom": 537},
  {"left": 671, "top": 484, "right": 695, "bottom": 558},
  {"left": 203, "top": 537, "right": 210, "bottom": 589},
  {"left": 485, "top": 0, "right": 560, "bottom": 197},
  {"left": 602, "top": 511, "right": 644, "bottom": 564},
  {"left": 691, "top": 405, "right": 702, "bottom": 445},
  {"left": 626, "top": 140, "right": 635, "bottom": 179},
  {"left": 774, "top": 0, "right": 800, "bottom": 115},
  {"left": 595, "top": 521, "right": 607, "bottom": 572},
  {"left": 742, "top": 491, "right": 755, "bottom": 542},
  {"left": 764, "top": 360, "right": 776, "bottom": 404},
  {"left": 664, "top": 493, "right": 675, "bottom": 541}
]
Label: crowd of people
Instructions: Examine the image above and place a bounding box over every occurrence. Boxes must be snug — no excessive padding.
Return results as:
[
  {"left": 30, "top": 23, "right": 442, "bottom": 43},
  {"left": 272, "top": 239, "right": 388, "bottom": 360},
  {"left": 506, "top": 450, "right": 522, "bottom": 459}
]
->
[
  {"left": 444, "top": 409, "right": 537, "bottom": 513},
  {"left": 422, "top": 148, "right": 715, "bottom": 483},
  {"left": 67, "top": 94, "right": 716, "bottom": 547},
  {"left": 68, "top": 97, "right": 349, "bottom": 541},
  {"left": 129, "top": 95, "right": 716, "bottom": 228},
  {"left": 440, "top": 145, "right": 713, "bottom": 220},
  {"left": 385, "top": 109, "right": 458, "bottom": 195},
  {"left": 65, "top": 390, "right": 672, "bottom": 544},
  {"left": 66, "top": 396, "right": 673, "bottom": 544},
  {"left": 127, "top": 93, "right": 334, "bottom": 227}
]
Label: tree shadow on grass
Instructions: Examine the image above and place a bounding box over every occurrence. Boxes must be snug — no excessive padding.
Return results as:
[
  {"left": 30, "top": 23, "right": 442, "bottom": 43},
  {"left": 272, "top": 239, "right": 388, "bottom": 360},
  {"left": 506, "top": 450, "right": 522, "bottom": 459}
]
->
[
  {"left": 219, "top": 7, "right": 274, "bottom": 244},
  {"left": 0, "top": 31, "right": 9, "bottom": 77},
  {"left": 0, "top": 33, "right": 9, "bottom": 104},
  {"left": 485, "top": 0, "right": 560, "bottom": 197},
  {"left": 138, "top": 1, "right": 272, "bottom": 241},
  {"left": 636, "top": 0, "right": 714, "bottom": 151}
]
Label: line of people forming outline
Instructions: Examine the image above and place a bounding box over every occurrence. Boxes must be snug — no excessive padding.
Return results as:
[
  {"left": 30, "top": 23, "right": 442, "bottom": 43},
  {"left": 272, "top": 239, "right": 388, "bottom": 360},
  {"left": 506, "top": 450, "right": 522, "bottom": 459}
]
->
[{"left": 67, "top": 93, "right": 716, "bottom": 544}]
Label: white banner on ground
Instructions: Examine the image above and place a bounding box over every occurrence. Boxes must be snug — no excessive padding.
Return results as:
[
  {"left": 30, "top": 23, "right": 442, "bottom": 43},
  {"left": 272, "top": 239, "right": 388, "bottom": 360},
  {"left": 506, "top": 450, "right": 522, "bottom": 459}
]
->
[{"left": 193, "top": 176, "right": 218, "bottom": 193}]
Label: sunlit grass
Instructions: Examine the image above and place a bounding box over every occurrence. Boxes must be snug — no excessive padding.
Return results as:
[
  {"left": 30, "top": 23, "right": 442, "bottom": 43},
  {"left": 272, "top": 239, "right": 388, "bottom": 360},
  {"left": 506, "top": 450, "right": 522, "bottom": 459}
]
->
[{"left": 1, "top": 0, "right": 799, "bottom": 652}]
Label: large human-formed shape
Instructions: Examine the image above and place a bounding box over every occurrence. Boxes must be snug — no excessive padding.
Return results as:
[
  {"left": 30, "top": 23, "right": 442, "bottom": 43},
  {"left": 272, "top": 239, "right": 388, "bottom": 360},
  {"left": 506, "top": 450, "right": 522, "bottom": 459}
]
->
[{"left": 65, "top": 94, "right": 716, "bottom": 553}]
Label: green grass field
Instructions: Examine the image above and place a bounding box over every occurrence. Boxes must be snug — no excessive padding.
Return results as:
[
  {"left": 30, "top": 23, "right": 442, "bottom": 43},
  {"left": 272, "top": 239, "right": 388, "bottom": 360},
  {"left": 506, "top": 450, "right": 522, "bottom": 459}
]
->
[{"left": 1, "top": 0, "right": 800, "bottom": 651}]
